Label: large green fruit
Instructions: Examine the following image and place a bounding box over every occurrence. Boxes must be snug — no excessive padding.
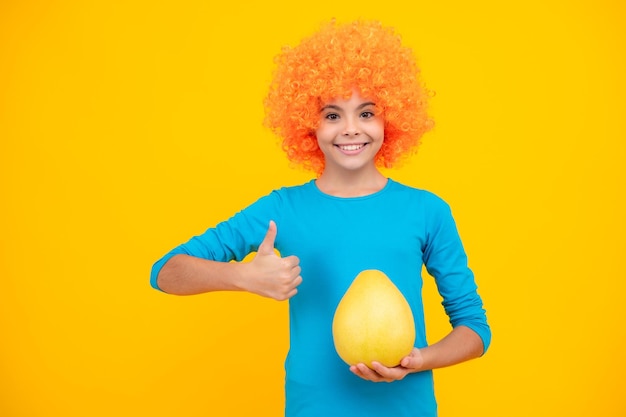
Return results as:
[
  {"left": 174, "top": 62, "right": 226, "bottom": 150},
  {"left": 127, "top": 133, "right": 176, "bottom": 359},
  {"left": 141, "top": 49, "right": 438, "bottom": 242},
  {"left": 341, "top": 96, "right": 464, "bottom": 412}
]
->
[{"left": 332, "top": 269, "right": 415, "bottom": 368}]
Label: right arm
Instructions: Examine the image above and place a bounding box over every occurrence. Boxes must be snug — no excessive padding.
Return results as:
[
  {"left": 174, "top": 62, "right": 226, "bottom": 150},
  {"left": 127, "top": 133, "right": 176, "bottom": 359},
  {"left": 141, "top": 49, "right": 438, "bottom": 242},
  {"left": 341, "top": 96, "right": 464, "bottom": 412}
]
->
[{"left": 156, "top": 221, "right": 302, "bottom": 301}]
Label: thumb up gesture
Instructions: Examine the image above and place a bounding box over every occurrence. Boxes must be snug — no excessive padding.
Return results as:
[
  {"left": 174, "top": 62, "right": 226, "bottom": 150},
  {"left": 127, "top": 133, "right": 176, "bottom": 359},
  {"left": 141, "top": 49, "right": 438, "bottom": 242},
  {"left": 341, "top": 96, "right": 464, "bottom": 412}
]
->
[{"left": 243, "top": 221, "right": 302, "bottom": 301}]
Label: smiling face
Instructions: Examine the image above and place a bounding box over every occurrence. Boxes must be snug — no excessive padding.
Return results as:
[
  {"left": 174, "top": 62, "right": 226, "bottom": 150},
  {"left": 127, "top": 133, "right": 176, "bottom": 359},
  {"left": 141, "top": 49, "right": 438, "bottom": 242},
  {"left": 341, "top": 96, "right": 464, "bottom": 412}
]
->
[{"left": 315, "top": 90, "right": 385, "bottom": 177}]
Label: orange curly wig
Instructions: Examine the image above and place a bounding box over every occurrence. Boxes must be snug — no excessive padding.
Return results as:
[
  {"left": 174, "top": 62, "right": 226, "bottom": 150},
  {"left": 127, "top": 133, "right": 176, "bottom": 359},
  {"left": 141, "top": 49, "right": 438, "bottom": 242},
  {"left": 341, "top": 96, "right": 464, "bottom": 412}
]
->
[{"left": 263, "top": 19, "right": 433, "bottom": 175}]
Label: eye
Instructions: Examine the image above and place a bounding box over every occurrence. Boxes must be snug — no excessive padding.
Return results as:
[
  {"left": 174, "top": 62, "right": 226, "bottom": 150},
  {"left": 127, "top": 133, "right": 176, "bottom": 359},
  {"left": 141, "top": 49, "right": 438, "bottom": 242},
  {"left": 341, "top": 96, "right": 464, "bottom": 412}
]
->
[
  {"left": 324, "top": 112, "right": 340, "bottom": 121},
  {"left": 360, "top": 111, "right": 375, "bottom": 119}
]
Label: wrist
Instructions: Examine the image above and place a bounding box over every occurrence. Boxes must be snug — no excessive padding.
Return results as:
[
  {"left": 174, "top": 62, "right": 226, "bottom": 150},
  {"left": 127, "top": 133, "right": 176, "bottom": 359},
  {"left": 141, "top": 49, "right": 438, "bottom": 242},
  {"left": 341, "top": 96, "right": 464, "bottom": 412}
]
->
[{"left": 231, "top": 261, "right": 250, "bottom": 292}]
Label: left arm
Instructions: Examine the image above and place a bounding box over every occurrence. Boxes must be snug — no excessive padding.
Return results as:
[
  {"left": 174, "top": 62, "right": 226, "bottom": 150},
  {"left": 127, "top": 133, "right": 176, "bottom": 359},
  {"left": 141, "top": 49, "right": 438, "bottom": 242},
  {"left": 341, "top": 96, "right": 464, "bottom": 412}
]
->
[{"left": 353, "top": 195, "right": 490, "bottom": 382}]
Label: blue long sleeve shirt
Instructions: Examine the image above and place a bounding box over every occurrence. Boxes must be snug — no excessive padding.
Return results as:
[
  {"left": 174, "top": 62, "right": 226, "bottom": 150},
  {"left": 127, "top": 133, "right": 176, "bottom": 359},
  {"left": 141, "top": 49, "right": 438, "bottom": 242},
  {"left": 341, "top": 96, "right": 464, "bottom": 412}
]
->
[{"left": 151, "top": 179, "right": 491, "bottom": 417}]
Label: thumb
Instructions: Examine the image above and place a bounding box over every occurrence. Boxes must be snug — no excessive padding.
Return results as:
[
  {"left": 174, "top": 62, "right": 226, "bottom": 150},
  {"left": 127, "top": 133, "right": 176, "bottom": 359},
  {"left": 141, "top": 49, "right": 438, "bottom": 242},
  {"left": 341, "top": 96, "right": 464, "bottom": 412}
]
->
[
  {"left": 257, "top": 220, "right": 277, "bottom": 255},
  {"left": 400, "top": 349, "right": 423, "bottom": 370},
  {"left": 400, "top": 356, "right": 415, "bottom": 369}
]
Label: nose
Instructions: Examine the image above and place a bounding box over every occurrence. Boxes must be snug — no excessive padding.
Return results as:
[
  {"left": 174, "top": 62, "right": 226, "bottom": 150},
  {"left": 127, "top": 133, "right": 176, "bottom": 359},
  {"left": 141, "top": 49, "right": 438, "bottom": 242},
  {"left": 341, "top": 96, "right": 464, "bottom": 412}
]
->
[{"left": 342, "top": 117, "right": 360, "bottom": 137}]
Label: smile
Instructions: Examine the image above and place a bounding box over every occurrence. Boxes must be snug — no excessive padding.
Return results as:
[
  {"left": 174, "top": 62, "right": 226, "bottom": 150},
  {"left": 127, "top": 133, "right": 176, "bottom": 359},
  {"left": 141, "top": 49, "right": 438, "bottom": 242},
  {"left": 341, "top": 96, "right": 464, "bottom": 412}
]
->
[{"left": 336, "top": 143, "right": 367, "bottom": 151}]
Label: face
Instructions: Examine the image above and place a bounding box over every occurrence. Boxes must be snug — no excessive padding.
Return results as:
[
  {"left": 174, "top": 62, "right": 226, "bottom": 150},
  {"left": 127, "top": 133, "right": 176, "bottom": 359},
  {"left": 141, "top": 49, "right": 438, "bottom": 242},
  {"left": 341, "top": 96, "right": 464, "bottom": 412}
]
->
[{"left": 315, "top": 90, "right": 384, "bottom": 175}]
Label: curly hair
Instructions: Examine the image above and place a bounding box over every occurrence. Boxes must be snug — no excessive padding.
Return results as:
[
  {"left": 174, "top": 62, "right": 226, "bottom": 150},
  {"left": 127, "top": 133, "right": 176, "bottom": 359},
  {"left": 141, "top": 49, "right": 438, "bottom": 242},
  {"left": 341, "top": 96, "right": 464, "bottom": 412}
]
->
[{"left": 263, "top": 19, "right": 433, "bottom": 175}]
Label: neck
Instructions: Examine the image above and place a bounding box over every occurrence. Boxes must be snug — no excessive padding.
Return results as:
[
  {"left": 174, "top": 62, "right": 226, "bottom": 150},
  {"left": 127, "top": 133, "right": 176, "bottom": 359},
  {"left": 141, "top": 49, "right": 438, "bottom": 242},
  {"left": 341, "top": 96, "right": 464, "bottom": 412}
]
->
[{"left": 315, "top": 168, "right": 388, "bottom": 197}]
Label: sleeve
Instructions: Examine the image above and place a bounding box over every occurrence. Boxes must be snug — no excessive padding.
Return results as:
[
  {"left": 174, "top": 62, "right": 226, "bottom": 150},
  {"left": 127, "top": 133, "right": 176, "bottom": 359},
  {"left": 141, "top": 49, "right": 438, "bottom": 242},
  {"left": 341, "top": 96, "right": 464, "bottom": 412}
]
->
[
  {"left": 422, "top": 196, "right": 491, "bottom": 354},
  {"left": 149, "top": 190, "right": 284, "bottom": 291}
]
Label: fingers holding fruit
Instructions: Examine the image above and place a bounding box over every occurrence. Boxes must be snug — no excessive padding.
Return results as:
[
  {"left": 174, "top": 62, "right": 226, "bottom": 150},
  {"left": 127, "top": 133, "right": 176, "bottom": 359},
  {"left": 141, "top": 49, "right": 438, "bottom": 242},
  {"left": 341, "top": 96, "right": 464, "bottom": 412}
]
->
[
  {"left": 350, "top": 363, "right": 391, "bottom": 382},
  {"left": 350, "top": 361, "right": 412, "bottom": 383}
]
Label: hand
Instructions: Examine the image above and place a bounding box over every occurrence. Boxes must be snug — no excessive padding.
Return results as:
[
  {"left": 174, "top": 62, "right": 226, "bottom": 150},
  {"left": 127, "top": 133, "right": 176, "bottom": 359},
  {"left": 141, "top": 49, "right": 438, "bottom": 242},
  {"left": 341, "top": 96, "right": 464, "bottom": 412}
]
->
[
  {"left": 349, "top": 348, "right": 424, "bottom": 382},
  {"left": 243, "top": 221, "right": 302, "bottom": 301}
]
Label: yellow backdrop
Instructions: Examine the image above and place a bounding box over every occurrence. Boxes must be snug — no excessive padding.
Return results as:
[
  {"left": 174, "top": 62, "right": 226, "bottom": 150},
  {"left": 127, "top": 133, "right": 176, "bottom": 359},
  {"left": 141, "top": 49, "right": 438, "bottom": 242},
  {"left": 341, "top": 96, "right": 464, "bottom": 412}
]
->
[{"left": 1, "top": 0, "right": 624, "bottom": 416}]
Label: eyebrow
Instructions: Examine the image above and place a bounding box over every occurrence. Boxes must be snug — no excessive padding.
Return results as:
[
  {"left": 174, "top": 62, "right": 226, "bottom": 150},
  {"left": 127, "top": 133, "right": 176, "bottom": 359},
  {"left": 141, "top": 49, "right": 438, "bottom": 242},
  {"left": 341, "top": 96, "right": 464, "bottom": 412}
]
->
[{"left": 320, "top": 101, "right": 377, "bottom": 112}]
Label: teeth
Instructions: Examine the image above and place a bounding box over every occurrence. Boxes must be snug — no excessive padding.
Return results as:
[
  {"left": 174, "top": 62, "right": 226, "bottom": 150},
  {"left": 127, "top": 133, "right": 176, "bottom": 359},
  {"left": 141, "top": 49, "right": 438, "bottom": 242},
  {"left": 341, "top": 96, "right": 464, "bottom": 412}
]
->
[{"left": 339, "top": 144, "right": 364, "bottom": 151}]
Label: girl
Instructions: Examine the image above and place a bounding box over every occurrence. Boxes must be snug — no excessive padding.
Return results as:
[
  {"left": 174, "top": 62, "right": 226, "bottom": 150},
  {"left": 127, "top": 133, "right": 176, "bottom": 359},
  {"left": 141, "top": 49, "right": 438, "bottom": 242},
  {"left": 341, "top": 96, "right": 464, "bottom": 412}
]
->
[{"left": 151, "top": 19, "right": 490, "bottom": 417}]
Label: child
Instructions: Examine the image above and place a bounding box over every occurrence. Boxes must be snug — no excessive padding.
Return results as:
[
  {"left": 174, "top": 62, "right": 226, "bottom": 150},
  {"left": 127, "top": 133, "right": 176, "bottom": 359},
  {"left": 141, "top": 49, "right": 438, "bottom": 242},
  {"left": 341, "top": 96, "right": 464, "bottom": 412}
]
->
[{"left": 151, "top": 19, "right": 490, "bottom": 417}]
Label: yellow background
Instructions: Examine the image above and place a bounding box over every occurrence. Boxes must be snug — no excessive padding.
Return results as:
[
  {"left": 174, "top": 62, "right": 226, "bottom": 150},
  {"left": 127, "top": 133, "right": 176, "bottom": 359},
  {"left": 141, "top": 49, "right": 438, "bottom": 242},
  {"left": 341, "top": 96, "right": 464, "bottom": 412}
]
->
[{"left": 1, "top": 0, "right": 624, "bottom": 415}]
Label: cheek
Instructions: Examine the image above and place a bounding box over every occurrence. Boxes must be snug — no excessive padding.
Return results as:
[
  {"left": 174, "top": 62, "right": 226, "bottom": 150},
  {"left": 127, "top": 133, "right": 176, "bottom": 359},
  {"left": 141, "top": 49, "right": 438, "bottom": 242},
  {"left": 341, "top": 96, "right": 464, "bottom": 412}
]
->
[
  {"left": 376, "top": 123, "right": 384, "bottom": 138},
  {"left": 376, "top": 120, "right": 385, "bottom": 137},
  {"left": 368, "top": 124, "right": 385, "bottom": 142},
  {"left": 313, "top": 130, "right": 327, "bottom": 153},
  {"left": 315, "top": 124, "right": 334, "bottom": 143}
]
